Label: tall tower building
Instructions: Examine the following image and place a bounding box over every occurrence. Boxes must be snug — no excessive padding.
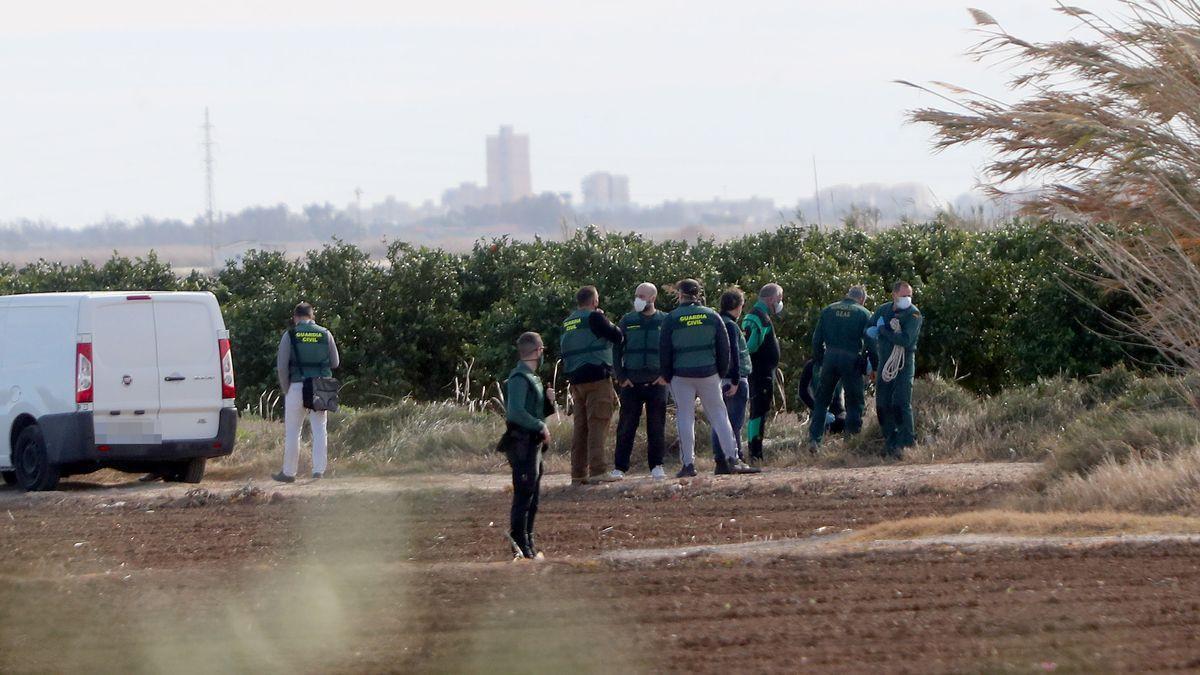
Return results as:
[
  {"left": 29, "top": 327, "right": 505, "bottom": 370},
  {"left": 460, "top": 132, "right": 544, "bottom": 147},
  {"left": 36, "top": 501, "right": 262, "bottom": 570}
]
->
[{"left": 486, "top": 125, "right": 532, "bottom": 205}]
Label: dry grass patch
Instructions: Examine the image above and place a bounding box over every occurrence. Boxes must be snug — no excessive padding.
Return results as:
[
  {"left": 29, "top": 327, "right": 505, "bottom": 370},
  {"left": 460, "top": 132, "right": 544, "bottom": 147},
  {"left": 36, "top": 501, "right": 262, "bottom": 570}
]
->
[
  {"left": 851, "top": 509, "right": 1200, "bottom": 541},
  {"left": 1033, "top": 447, "right": 1200, "bottom": 515},
  {"left": 210, "top": 404, "right": 577, "bottom": 479}
]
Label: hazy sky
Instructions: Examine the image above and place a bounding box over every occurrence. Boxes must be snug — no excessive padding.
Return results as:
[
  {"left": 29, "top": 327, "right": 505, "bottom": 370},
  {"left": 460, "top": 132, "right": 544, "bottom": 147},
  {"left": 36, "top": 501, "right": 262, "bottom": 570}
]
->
[{"left": 0, "top": 0, "right": 1129, "bottom": 227}]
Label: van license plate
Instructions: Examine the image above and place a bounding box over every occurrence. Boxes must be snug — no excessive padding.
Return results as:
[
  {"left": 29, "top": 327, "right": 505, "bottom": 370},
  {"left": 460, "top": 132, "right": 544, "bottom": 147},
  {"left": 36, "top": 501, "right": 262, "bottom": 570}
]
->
[{"left": 95, "top": 419, "right": 161, "bottom": 444}]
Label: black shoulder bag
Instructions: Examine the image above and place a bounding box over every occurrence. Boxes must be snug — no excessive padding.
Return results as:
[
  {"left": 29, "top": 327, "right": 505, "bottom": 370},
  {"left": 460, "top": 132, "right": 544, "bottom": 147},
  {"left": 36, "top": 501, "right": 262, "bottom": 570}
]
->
[{"left": 289, "top": 328, "right": 342, "bottom": 412}]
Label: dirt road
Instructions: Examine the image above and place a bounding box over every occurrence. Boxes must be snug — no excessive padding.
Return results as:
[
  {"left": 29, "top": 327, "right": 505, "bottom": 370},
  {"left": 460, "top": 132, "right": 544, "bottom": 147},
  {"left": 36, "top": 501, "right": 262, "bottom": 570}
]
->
[{"left": 3, "top": 462, "right": 1198, "bottom": 673}]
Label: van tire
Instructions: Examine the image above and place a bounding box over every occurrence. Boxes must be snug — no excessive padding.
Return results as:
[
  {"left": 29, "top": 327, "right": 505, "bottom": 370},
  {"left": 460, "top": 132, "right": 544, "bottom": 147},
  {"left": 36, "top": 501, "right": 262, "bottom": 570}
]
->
[
  {"left": 165, "top": 457, "right": 206, "bottom": 484},
  {"left": 13, "top": 426, "right": 60, "bottom": 491},
  {"left": 1, "top": 471, "right": 16, "bottom": 486}
]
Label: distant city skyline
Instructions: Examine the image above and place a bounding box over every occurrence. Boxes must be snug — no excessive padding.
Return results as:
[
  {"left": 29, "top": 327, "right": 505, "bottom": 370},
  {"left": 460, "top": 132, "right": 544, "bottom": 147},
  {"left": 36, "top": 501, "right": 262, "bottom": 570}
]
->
[{"left": 0, "top": 0, "right": 1132, "bottom": 228}]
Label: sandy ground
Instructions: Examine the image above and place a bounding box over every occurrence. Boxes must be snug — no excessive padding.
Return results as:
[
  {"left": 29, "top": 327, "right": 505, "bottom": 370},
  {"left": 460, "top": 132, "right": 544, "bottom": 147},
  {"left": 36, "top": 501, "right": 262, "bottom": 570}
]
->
[
  {"left": 3, "top": 462, "right": 1199, "bottom": 673},
  {"left": 0, "top": 461, "right": 1042, "bottom": 506}
]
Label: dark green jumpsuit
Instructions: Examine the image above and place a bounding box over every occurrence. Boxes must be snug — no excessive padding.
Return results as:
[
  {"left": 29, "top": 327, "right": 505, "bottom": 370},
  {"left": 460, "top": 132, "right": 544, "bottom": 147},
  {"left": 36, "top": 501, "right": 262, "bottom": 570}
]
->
[
  {"left": 869, "top": 302, "right": 923, "bottom": 456},
  {"left": 808, "top": 298, "right": 872, "bottom": 444}
]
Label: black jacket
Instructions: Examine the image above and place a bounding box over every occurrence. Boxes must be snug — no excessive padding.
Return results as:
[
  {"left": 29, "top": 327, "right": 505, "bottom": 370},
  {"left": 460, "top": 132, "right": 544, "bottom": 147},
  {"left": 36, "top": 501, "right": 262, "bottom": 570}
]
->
[{"left": 720, "top": 311, "right": 743, "bottom": 381}]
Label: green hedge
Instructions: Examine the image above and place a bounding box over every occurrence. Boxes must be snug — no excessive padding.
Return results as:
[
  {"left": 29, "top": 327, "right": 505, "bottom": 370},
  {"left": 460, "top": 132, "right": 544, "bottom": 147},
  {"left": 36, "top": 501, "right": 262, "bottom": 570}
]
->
[{"left": 0, "top": 220, "right": 1151, "bottom": 407}]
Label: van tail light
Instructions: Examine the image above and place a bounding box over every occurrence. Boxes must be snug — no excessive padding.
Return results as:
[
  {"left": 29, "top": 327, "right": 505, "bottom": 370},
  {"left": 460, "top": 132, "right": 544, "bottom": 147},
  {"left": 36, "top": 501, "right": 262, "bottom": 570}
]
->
[
  {"left": 218, "top": 338, "right": 236, "bottom": 399},
  {"left": 76, "top": 343, "right": 94, "bottom": 404}
]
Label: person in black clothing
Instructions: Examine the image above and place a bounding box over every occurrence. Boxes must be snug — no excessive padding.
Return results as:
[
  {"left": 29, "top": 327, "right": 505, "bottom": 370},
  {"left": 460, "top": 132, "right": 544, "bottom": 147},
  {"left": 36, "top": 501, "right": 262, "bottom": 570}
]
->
[
  {"left": 613, "top": 282, "right": 669, "bottom": 480},
  {"left": 500, "top": 331, "right": 556, "bottom": 560},
  {"left": 798, "top": 358, "right": 846, "bottom": 435},
  {"left": 712, "top": 288, "right": 753, "bottom": 474}
]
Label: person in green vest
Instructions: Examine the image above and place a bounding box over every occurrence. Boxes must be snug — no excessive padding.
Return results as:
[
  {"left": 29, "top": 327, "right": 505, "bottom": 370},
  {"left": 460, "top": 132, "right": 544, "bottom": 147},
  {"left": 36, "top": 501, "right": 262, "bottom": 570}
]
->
[
  {"left": 867, "top": 281, "right": 924, "bottom": 459},
  {"left": 660, "top": 279, "right": 760, "bottom": 477},
  {"left": 273, "top": 302, "right": 340, "bottom": 484},
  {"left": 742, "top": 283, "right": 784, "bottom": 465},
  {"left": 500, "top": 331, "right": 556, "bottom": 560},
  {"left": 808, "top": 285, "right": 873, "bottom": 450},
  {"left": 711, "top": 287, "right": 753, "bottom": 474},
  {"left": 613, "top": 282, "right": 669, "bottom": 480},
  {"left": 560, "top": 286, "right": 624, "bottom": 485}
]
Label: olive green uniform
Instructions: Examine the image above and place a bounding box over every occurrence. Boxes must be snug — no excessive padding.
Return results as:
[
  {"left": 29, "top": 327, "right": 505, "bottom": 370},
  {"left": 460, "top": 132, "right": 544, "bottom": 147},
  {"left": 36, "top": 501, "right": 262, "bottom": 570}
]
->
[
  {"left": 503, "top": 361, "right": 553, "bottom": 558},
  {"left": 869, "top": 301, "right": 923, "bottom": 456},
  {"left": 808, "top": 298, "right": 872, "bottom": 444}
]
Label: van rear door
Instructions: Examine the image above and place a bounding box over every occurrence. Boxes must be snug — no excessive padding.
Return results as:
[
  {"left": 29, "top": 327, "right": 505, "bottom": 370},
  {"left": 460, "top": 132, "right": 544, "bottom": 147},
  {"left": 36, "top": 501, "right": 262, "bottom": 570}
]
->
[
  {"left": 91, "top": 297, "right": 161, "bottom": 443},
  {"left": 152, "top": 296, "right": 222, "bottom": 441}
]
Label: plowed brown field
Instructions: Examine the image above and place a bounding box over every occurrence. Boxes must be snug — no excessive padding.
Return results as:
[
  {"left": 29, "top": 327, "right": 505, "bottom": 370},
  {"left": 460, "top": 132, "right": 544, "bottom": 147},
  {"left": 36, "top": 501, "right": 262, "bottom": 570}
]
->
[{"left": 2, "top": 464, "right": 1197, "bottom": 673}]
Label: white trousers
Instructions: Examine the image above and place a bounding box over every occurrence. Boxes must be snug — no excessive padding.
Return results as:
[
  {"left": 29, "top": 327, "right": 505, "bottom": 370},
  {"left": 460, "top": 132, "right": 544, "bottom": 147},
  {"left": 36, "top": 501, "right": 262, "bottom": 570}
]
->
[
  {"left": 283, "top": 382, "right": 328, "bottom": 477},
  {"left": 670, "top": 375, "right": 739, "bottom": 465}
]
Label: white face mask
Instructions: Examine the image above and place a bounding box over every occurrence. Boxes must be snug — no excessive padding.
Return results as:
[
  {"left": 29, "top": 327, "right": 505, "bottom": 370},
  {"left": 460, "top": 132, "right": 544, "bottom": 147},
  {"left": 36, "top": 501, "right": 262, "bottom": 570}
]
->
[
  {"left": 895, "top": 296, "right": 913, "bottom": 311},
  {"left": 633, "top": 298, "right": 648, "bottom": 312},
  {"left": 774, "top": 301, "right": 784, "bottom": 314}
]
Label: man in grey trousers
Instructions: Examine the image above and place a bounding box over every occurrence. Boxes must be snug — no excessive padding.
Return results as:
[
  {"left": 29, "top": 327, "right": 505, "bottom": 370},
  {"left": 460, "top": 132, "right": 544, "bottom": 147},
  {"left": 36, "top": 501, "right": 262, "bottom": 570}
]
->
[
  {"left": 660, "top": 279, "right": 760, "bottom": 477},
  {"left": 273, "top": 302, "right": 340, "bottom": 483}
]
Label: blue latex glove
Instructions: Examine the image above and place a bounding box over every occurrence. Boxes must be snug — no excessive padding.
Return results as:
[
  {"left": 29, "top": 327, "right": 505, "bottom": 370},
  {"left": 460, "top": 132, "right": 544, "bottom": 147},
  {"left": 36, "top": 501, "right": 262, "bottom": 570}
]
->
[{"left": 866, "top": 326, "right": 880, "bottom": 339}]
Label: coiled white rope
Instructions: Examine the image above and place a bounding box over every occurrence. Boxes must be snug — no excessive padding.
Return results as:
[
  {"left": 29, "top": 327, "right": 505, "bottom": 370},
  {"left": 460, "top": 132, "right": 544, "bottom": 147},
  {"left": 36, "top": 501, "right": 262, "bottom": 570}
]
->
[
  {"left": 880, "top": 317, "right": 906, "bottom": 383},
  {"left": 881, "top": 344, "right": 905, "bottom": 383}
]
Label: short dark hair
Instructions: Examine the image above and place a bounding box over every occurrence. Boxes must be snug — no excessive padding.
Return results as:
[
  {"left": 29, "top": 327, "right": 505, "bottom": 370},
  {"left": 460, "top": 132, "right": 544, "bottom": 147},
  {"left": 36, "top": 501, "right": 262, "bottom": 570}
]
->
[
  {"left": 294, "top": 302, "right": 314, "bottom": 318},
  {"left": 719, "top": 288, "right": 745, "bottom": 313},
  {"left": 676, "top": 278, "right": 702, "bottom": 299},
  {"left": 516, "top": 331, "right": 543, "bottom": 358},
  {"left": 576, "top": 285, "right": 598, "bottom": 307},
  {"left": 892, "top": 281, "right": 912, "bottom": 293}
]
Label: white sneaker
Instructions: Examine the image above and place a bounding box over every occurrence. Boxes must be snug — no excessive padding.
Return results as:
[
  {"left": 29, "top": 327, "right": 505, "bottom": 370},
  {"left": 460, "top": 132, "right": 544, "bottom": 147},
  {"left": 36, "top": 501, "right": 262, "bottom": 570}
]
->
[
  {"left": 650, "top": 466, "right": 666, "bottom": 480},
  {"left": 609, "top": 469, "right": 625, "bottom": 480}
]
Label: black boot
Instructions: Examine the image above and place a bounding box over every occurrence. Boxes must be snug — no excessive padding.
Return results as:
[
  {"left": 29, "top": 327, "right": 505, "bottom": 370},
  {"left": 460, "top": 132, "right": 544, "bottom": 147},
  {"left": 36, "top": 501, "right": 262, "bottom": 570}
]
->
[
  {"left": 507, "top": 533, "right": 526, "bottom": 560},
  {"left": 526, "top": 532, "right": 543, "bottom": 560},
  {"left": 675, "top": 464, "right": 697, "bottom": 478},
  {"left": 714, "top": 456, "right": 732, "bottom": 475}
]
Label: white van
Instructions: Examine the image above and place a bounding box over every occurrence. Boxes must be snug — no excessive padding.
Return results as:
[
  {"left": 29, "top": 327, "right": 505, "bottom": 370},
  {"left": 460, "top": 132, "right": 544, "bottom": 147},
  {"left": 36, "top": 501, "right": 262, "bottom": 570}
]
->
[{"left": 0, "top": 291, "right": 237, "bottom": 491}]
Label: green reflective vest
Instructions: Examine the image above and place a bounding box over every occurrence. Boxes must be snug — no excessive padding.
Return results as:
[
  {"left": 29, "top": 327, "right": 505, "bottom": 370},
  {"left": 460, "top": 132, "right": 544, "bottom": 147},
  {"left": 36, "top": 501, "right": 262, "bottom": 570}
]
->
[
  {"left": 505, "top": 364, "right": 546, "bottom": 432},
  {"left": 288, "top": 324, "right": 333, "bottom": 381},
  {"left": 667, "top": 304, "right": 720, "bottom": 371},
  {"left": 560, "top": 309, "right": 613, "bottom": 374},
  {"left": 620, "top": 310, "right": 664, "bottom": 373}
]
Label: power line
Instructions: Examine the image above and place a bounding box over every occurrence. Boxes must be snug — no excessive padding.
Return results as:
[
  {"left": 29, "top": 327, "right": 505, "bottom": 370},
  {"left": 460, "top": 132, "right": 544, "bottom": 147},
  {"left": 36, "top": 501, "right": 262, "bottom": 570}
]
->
[
  {"left": 812, "top": 155, "right": 823, "bottom": 226},
  {"left": 202, "top": 107, "right": 216, "bottom": 271}
]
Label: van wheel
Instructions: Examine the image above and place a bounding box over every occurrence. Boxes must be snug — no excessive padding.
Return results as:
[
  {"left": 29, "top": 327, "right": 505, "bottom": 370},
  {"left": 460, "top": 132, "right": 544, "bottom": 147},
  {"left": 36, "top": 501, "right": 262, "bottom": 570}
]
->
[
  {"left": 13, "top": 426, "right": 60, "bottom": 491},
  {"left": 1, "top": 471, "right": 16, "bottom": 486},
  {"left": 164, "top": 458, "right": 206, "bottom": 484}
]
